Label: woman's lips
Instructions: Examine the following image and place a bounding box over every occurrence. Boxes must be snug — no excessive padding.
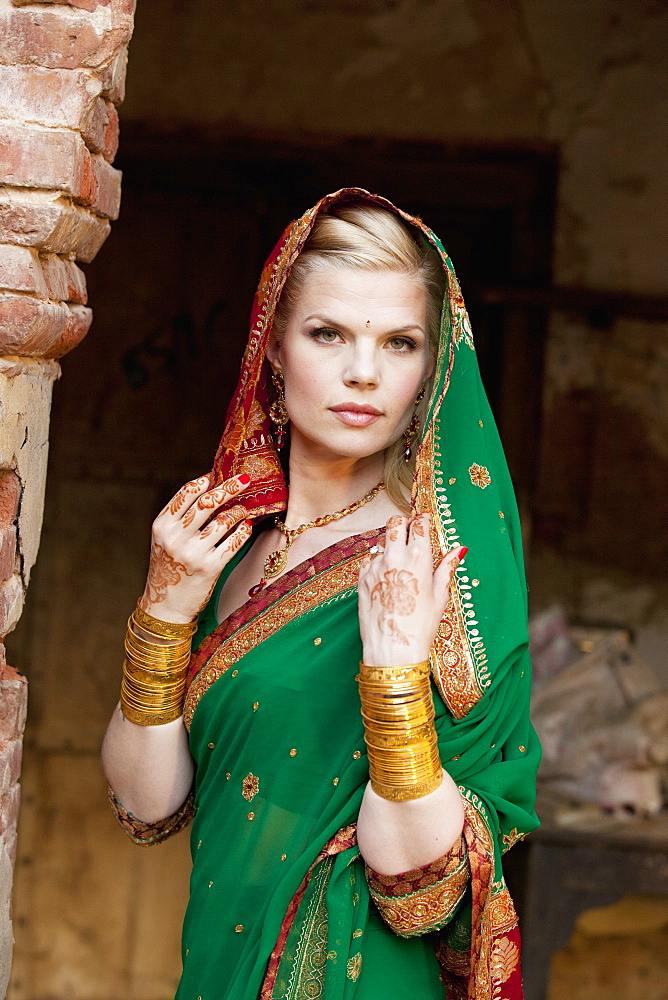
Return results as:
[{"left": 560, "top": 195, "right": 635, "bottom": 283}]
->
[{"left": 330, "top": 404, "right": 382, "bottom": 427}]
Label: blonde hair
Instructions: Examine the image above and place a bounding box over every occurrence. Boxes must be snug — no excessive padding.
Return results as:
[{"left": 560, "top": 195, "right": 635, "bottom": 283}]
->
[{"left": 273, "top": 204, "right": 445, "bottom": 510}]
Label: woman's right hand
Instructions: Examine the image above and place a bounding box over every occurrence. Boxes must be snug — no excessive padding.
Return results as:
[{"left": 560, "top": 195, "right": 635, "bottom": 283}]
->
[{"left": 138, "top": 473, "right": 253, "bottom": 624}]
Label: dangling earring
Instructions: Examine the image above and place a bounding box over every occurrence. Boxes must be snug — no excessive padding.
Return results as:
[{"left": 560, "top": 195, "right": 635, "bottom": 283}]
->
[
  {"left": 402, "top": 385, "right": 426, "bottom": 462},
  {"left": 269, "top": 369, "right": 289, "bottom": 450}
]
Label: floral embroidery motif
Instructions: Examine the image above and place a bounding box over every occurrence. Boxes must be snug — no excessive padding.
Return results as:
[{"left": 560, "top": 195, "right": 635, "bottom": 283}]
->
[
  {"left": 346, "top": 954, "right": 362, "bottom": 981},
  {"left": 366, "top": 834, "right": 469, "bottom": 937},
  {"left": 447, "top": 270, "right": 475, "bottom": 350},
  {"left": 242, "top": 773, "right": 259, "bottom": 802},
  {"left": 490, "top": 935, "right": 520, "bottom": 984},
  {"left": 469, "top": 464, "right": 492, "bottom": 489}
]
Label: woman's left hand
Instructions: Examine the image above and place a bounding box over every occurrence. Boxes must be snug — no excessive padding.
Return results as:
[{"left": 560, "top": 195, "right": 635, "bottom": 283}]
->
[{"left": 358, "top": 514, "right": 466, "bottom": 667}]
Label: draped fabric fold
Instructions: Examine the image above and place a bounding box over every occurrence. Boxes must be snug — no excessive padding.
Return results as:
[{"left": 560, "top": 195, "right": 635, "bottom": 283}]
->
[{"left": 112, "top": 189, "right": 539, "bottom": 999}]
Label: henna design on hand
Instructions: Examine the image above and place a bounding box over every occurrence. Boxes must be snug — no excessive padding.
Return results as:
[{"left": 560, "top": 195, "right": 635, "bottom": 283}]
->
[
  {"left": 410, "top": 517, "right": 427, "bottom": 538},
  {"left": 141, "top": 541, "right": 193, "bottom": 606},
  {"left": 166, "top": 476, "right": 208, "bottom": 516},
  {"left": 386, "top": 515, "right": 406, "bottom": 543},
  {"left": 370, "top": 568, "right": 418, "bottom": 646}
]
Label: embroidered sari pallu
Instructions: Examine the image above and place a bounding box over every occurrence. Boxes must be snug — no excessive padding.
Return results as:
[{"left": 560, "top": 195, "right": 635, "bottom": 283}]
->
[{"left": 110, "top": 189, "right": 539, "bottom": 999}]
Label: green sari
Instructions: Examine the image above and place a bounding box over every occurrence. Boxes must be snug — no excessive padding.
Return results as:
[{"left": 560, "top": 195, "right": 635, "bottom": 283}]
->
[{"left": 112, "top": 189, "right": 539, "bottom": 1000}]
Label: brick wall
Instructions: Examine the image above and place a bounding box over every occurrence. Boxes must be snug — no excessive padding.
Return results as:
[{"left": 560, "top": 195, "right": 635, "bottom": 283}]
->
[{"left": 0, "top": 1, "right": 135, "bottom": 992}]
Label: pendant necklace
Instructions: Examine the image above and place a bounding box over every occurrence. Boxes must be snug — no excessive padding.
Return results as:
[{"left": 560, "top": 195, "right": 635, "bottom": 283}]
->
[{"left": 249, "top": 481, "right": 384, "bottom": 596}]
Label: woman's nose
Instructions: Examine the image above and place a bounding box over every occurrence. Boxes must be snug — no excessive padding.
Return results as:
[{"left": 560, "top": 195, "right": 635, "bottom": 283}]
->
[{"left": 343, "top": 346, "right": 380, "bottom": 388}]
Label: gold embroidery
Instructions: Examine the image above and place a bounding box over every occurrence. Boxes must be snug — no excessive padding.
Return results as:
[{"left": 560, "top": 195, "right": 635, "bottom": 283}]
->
[
  {"left": 469, "top": 464, "right": 492, "bottom": 489},
  {"left": 247, "top": 812, "right": 255, "bottom": 821},
  {"left": 242, "top": 773, "right": 259, "bottom": 802},
  {"left": 352, "top": 928, "right": 363, "bottom": 938},
  {"left": 472, "top": 579, "right": 480, "bottom": 587},
  {"left": 498, "top": 511, "right": 505, "bottom": 518},
  {"left": 479, "top": 419, "right": 484, "bottom": 427},
  {"left": 501, "top": 828, "right": 526, "bottom": 853},
  {"left": 367, "top": 835, "right": 469, "bottom": 937},
  {"left": 352, "top": 750, "right": 361, "bottom": 759},
  {"left": 491, "top": 935, "right": 519, "bottom": 984},
  {"left": 326, "top": 950, "right": 337, "bottom": 961},
  {"left": 449, "top": 477, "right": 456, "bottom": 485},
  {"left": 253, "top": 701, "right": 259, "bottom": 711},
  {"left": 346, "top": 954, "right": 362, "bottom": 981},
  {"left": 313, "top": 637, "right": 322, "bottom": 646},
  {"left": 332, "top": 777, "right": 339, "bottom": 786},
  {"left": 289, "top": 748, "right": 297, "bottom": 757},
  {"left": 235, "top": 924, "right": 244, "bottom": 933},
  {"left": 208, "top": 742, "right": 216, "bottom": 749}
]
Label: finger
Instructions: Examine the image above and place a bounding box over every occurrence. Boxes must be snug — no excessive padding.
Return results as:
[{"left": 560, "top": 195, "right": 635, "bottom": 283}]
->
[
  {"left": 198, "top": 504, "right": 248, "bottom": 542},
  {"left": 182, "top": 478, "right": 249, "bottom": 530},
  {"left": 161, "top": 474, "right": 210, "bottom": 517},
  {"left": 384, "top": 514, "right": 410, "bottom": 549},
  {"left": 433, "top": 545, "right": 468, "bottom": 593},
  {"left": 408, "top": 513, "right": 431, "bottom": 543},
  {"left": 214, "top": 517, "right": 253, "bottom": 561}
]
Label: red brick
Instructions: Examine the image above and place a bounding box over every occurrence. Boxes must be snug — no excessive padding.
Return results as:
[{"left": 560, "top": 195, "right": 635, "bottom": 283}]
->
[
  {"left": 44, "top": 302, "right": 92, "bottom": 358},
  {"left": 0, "top": 123, "right": 87, "bottom": 198},
  {"left": 0, "top": 528, "right": 17, "bottom": 583},
  {"left": 40, "top": 253, "right": 87, "bottom": 304},
  {"left": 99, "top": 45, "right": 128, "bottom": 105},
  {"left": 0, "top": 8, "right": 135, "bottom": 71},
  {"left": 82, "top": 152, "right": 122, "bottom": 219},
  {"left": 82, "top": 98, "right": 119, "bottom": 162},
  {"left": 62, "top": 257, "right": 87, "bottom": 303},
  {"left": 0, "top": 475, "right": 19, "bottom": 529},
  {"left": 0, "top": 244, "right": 48, "bottom": 297},
  {"left": 0, "top": 293, "right": 91, "bottom": 357},
  {"left": 0, "top": 124, "right": 122, "bottom": 217},
  {"left": 0, "top": 785, "right": 21, "bottom": 838},
  {"left": 0, "top": 188, "right": 111, "bottom": 263},
  {"left": 0, "top": 65, "right": 100, "bottom": 132},
  {"left": 0, "top": 741, "right": 22, "bottom": 792},
  {"left": 12, "top": 0, "right": 136, "bottom": 11},
  {"left": 0, "top": 665, "right": 27, "bottom": 740}
]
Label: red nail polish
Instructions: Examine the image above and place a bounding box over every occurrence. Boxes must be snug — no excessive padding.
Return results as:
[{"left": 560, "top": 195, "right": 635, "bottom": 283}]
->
[
  {"left": 244, "top": 520, "right": 253, "bottom": 529},
  {"left": 458, "top": 546, "right": 469, "bottom": 560},
  {"left": 238, "top": 473, "right": 251, "bottom": 484}
]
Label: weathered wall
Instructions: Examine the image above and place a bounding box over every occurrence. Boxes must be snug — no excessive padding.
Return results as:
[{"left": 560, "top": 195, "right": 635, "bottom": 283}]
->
[
  {"left": 0, "top": 0, "right": 135, "bottom": 993},
  {"left": 6, "top": 1, "right": 668, "bottom": 997}
]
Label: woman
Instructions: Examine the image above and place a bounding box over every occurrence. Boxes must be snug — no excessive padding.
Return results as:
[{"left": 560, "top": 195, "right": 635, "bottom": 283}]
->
[{"left": 102, "top": 188, "right": 539, "bottom": 1000}]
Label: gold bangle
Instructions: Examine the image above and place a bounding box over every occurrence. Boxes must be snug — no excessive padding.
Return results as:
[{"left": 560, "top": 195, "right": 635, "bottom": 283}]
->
[
  {"left": 132, "top": 603, "right": 198, "bottom": 638},
  {"left": 357, "top": 660, "right": 442, "bottom": 802},
  {"left": 120, "top": 702, "right": 185, "bottom": 726}
]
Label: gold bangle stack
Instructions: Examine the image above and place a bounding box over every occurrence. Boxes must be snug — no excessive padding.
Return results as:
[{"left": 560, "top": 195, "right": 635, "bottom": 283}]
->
[
  {"left": 357, "top": 661, "right": 443, "bottom": 801},
  {"left": 120, "top": 604, "right": 197, "bottom": 726}
]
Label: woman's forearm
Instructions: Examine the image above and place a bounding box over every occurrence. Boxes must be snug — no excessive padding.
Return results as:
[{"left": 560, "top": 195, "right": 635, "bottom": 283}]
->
[
  {"left": 356, "top": 768, "right": 464, "bottom": 874},
  {"left": 101, "top": 704, "right": 194, "bottom": 823}
]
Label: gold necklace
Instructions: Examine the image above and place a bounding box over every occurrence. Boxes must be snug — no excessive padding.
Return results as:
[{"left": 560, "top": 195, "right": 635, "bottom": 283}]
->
[{"left": 249, "top": 482, "right": 384, "bottom": 596}]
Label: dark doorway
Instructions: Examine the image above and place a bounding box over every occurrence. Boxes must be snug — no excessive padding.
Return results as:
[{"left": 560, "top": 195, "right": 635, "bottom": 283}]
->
[{"left": 52, "top": 134, "right": 557, "bottom": 510}]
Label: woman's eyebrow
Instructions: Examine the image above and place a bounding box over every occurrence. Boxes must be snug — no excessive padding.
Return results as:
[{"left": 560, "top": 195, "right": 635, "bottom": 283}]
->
[{"left": 303, "top": 314, "right": 425, "bottom": 335}]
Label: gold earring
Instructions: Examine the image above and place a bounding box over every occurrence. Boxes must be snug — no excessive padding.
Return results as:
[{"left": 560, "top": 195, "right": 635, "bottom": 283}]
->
[
  {"left": 269, "top": 370, "right": 289, "bottom": 450},
  {"left": 402, "top": 385, "right": 426, "bottom": 462}
]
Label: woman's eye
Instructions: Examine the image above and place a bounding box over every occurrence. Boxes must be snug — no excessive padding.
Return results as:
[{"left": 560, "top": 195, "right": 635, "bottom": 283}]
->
[
  {"left": 388, "top": 336, "right": 417, "bottom": 351},
  {"left": 311, "top": 327, "right": 340, "bottom": 343}
]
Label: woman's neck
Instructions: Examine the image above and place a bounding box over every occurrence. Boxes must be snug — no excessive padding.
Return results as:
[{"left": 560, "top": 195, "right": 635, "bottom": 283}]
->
[{"left": 284, "top": 450, "right": 385, "bottom": 529}]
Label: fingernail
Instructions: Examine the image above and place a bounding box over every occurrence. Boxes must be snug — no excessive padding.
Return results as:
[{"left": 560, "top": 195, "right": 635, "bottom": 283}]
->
[
  {"left": 238, "top": 473, "right": 251, "bottom": 485},
  {"left": 458, "top": 546, "right": 469, "bottom": 560}
]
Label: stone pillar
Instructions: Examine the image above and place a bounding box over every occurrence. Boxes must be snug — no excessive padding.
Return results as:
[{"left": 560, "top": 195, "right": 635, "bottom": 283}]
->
[{"left": 0, "top": 1, "right": 135, "bottom": 992}]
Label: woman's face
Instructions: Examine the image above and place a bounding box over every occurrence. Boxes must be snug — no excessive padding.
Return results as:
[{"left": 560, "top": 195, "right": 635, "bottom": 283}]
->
[{"left": 267, "top": 265, "right": 432, "bottom": 467}]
